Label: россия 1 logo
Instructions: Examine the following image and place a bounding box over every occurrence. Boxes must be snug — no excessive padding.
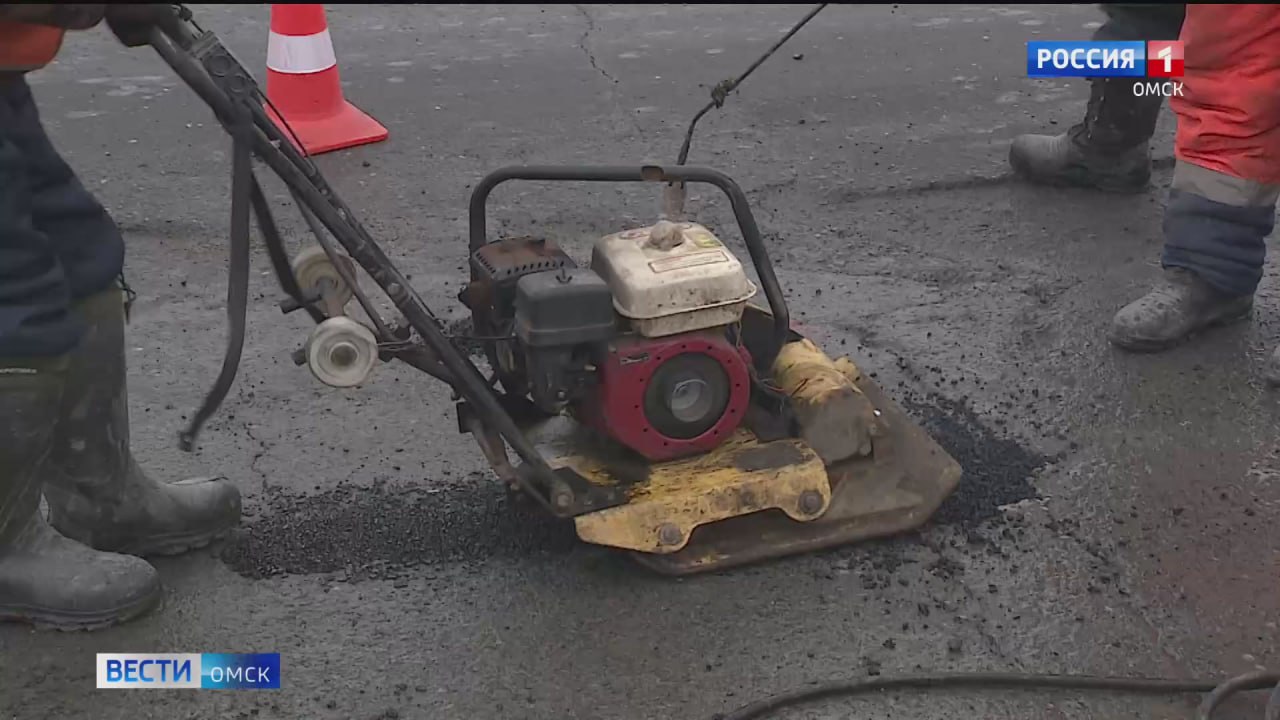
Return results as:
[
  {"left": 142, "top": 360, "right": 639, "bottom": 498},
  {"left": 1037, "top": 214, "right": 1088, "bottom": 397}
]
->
[
  {"left": 1026, "top": 40, "right": 1184, "bottom": 96},
  {"left": 1026, "top": 40, "right": 1184, "bottom": 78},
  {"left": 1146, "top": 40, "right": 1183, "bottom": 78}
]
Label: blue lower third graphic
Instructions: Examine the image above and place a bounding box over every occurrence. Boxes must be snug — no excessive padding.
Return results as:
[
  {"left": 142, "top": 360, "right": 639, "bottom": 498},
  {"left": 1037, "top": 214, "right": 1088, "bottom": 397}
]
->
[
  {"left": 201, "top": 653, "right": 281, "bottom": 689},
  {"left": 96, "top": 653, "right": 281, "bottom": 689},
  {"left": 1026, "top": 41, "right": 1146, "bottom": 78}
]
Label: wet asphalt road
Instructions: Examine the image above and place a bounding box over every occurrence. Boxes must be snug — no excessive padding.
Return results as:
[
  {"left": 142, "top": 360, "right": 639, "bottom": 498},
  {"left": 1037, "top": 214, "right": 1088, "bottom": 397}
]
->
[{"left": 2, "top": 4, "right": 1278, "bottom": 719}]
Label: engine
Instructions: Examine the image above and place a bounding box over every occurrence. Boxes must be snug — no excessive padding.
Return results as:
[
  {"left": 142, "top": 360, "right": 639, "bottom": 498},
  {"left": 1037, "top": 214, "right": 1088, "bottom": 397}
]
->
[{"left": 462, "top": 221, "right": 759, "bottom": 462}]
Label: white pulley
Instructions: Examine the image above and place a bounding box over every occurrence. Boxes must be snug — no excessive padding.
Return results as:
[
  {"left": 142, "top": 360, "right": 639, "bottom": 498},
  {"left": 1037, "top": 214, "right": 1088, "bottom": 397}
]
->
[
  {"left": 292, "top": 245, "right": 356, "bottom": 317},
  {"left": 306, "top": 316, "right": 378, "bottom": 388}
]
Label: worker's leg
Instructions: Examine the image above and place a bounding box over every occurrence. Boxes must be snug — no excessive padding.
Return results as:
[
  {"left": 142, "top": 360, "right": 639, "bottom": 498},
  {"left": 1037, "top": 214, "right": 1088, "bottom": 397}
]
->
[
  {"left": 0, "top": 76, "right": 160, "bottom": 630},
  {"left": 0, "top": 76, "right": 242, "bottom": 556},
  {"left": 1109, "top": 5, "right": 1280, "bottom": 353},
  {"left": 1009, "top": 3, "right": 1186, "bottom": 193},
  {"left": 1108, "top": 166, "right": 1273, "bottom": 350}
]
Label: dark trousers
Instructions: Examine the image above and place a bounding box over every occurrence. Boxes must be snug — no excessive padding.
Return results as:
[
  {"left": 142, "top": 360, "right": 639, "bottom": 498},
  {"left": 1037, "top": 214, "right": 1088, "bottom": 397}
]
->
[
  {"left": 1093, "top": 4, "right": 1185, "bottom": 43},
  {"left": 1076, "top": 4, "right": 1187, "bottom": 152},
  {"left": 1163, "top": 189, "right": 1275, "bottom": 296},
  {"left": 0, "top": 76, "right": 124, "bottom": 358}
]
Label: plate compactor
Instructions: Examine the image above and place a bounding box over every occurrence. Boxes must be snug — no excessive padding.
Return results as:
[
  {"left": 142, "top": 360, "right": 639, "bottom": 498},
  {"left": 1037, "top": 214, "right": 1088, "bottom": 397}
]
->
[{"left": 150, "top": 10, "right": 961, "bottom": 575}]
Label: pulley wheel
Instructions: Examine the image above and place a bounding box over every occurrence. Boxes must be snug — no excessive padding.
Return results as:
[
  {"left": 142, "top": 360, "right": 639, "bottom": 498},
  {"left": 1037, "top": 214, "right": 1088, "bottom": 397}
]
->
[
  {"left": 643, "top": 352, "right": 731, "bottom": 440},
  {"left": 292, "top": 245, "right": 355, "bottom": 315},
  {"left": 307, "top": 316, "right": 378, "bottom": 388}
]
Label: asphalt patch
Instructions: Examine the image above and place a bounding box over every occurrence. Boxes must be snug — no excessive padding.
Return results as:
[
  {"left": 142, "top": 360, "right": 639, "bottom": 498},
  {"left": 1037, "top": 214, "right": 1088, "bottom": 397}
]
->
[
  {"left": 220, "top": 478, "right": 577, "bottom": 580},
  {"left": 822, "top": 391, "right": 1050, "bottom": 588},
  {"left": 902, "top": 392, "right": 1049, "bottom": 529},
  {"left": 221, "top": 391, "right": 1048, "bottom": 581}
]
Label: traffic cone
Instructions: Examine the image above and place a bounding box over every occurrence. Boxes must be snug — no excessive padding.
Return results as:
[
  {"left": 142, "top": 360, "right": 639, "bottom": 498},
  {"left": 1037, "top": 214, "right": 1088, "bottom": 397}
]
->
[{"left": 265, "top": 4, "right": 387, "bottom": 155}]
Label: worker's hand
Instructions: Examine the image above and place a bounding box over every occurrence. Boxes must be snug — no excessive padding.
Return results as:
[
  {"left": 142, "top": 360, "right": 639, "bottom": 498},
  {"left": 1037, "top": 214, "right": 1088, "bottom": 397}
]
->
[
  {"left": 104, "top": 3, "right": 174, "bottom": 47},
  {"left": 0, "top": 4, "right": 107, "bottom": 30}
]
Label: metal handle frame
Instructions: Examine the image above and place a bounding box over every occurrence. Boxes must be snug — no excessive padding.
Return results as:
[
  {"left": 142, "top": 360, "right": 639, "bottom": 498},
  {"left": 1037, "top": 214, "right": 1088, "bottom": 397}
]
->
[{"left": 467, "top": 165, "right": 791, "bottom": 366}]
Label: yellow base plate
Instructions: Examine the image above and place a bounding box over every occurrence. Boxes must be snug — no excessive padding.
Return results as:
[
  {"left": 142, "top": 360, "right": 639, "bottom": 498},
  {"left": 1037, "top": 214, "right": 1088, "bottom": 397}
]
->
[
  {"left": 555, "top": 430, "right": 831, "bottom": 554},
  {"left": 526, "top": 373, "right": 961, "bottom": 575},
  {"left": 631, "top": 376, "right": 962, "bottom": 575}
]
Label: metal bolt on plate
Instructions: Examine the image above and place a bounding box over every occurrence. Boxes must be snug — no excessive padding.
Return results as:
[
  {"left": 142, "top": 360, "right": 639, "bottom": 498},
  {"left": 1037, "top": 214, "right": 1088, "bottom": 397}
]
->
[
  {"left": 657, "top": 523, "right": 683, "bottom": 547},
  {"left": 799, "top": 490, "right": 824, "bottom": 516}
]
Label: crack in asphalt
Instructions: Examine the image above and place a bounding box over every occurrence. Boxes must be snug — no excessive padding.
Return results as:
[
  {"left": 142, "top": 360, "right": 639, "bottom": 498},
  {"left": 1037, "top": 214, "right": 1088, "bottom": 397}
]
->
[
  {"left": 573, "top": 5, "right": 618, "bottom": 85},
  {"left": 572, "top": 4, "right": 651, "bottom": 145},
  {"left": 242, "top": 420, "right": 270, "bottom": 491}
]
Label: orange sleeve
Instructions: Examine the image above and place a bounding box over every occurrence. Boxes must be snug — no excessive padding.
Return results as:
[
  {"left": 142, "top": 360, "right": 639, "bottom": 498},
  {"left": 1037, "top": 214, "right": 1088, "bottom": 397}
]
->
[{"left": 0, "top": 22, "right": 66, "bottom": 72}]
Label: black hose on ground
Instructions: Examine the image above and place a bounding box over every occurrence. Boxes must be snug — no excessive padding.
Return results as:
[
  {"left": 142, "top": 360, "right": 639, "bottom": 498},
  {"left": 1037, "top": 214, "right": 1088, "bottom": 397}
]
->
[
  {"left": 1265, "top": 679, "right": 1280, "bottom": 720},
  {"left": 713, "top": 670, "right": 1280, "bottom": 720}
]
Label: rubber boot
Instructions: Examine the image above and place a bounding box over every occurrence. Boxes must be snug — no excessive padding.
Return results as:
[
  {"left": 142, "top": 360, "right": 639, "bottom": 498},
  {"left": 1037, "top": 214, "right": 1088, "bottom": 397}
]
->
[
  {"left": 1108, "top": 268, "right": 1254, "bottom": 352},
  {"left": 0, "top": 356, "right": 161, "bottom": 630},
  {"left": 1009, "top": 78, "right": 1163, "bottom": 193},
  {"left": 42, "top": 287, "right": 242, "bottom": 557},
  {"left": 1267, "top": 346, "right": 1280, "bottom": 387}
]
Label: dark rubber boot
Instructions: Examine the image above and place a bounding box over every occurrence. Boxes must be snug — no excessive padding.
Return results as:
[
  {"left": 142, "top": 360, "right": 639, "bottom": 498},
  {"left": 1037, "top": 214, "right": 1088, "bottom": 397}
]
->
[
  {"left": 43, "top": 287, "right": 242, "bottom": 557},
  {"left": 1009, "top": 78, "right": 1163, "bottom": 193},
  {"left": 0, "top": 356, "right": 160, "bottom": 630},
  {"left": 1109, "top": 268, "right": 1254, "bottom": 352}
]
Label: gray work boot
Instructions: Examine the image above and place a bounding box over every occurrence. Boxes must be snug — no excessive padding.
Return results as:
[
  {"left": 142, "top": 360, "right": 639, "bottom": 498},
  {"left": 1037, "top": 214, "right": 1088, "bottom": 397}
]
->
[
  {"left": 1109, "top": 268, "right": 1254, "bottom": 352},
  {"left": 42, "top": 287, "right": 242, "bottom": 557},
  {"left": 1009, "top": 78, "right": 1163, "bottom": 193},
  {"left": 1, "top": 356, "right": 161, "bottom": 630}
]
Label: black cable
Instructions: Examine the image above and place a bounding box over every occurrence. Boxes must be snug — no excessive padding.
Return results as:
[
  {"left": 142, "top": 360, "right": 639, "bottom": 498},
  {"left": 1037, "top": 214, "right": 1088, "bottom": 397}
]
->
[
  {"left": 667, "top": 3, "right": 826, "bottom": 220},
  {"left": 251, "top": 176, "right": 326, "bottom": 325},
  {"left": 675, "top": 3, "right": 827, "bottom": 167},
  {"left": 1198, "top": 671, "right": 1280, "bottom": 720},
  {"left": 288, "top": 186, "right": 392, "bottom": 339},
  {"left": 179, "top": 97, "right": 253, "bottom": 451},
  {"left": 714, "top": 670, "right": 1280, "bottom": 720},
  {"left": 1265, "top": 678, "right": 1280, "bottom": 720},
  {"left": 258, "top": 86, "right": 315, "bottom": 171}
]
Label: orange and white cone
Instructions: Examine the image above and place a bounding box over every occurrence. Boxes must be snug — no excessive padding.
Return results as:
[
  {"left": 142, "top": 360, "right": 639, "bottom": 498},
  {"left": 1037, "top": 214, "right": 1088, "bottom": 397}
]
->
[{"left": 265, "top": 4, "right": 387, "bottom": 155}]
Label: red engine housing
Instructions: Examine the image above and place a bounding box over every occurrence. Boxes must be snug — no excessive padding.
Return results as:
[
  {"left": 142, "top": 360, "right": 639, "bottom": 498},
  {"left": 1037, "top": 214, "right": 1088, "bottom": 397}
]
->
[{"left": 578, "top": 330, "right": 752, "bottom": 462}]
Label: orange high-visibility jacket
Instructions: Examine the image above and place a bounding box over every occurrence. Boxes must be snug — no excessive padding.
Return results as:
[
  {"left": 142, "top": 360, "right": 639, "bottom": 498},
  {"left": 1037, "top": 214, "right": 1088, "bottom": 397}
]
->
[
  {"left": 0, "top": 5, "right": 109, "bottom": 72},
  {"left": 1172, "top": 4, "right": 1280, "bottom": 186},
  {"left": 0, "top": 21, "right": 66, "bottom": 71}
]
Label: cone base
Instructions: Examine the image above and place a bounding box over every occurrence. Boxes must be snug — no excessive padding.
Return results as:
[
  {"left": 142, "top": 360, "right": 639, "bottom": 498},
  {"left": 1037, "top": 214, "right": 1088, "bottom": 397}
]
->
[{"left": 267, "top": 100, "right": 388, "bottom": 156}]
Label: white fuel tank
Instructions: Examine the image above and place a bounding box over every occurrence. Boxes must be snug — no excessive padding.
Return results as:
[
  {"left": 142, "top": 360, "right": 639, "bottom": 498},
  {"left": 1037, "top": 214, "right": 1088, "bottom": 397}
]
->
[{"left": 591, "top": 221, "right": 757, "bottom": 338}]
